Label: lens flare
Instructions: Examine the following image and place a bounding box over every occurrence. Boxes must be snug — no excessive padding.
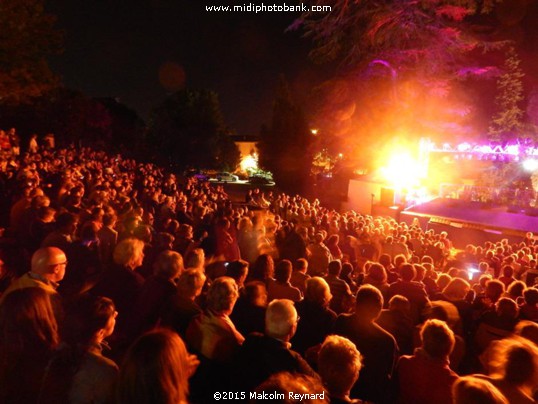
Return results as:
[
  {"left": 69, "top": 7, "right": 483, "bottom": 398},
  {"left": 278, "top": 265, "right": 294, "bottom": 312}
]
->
[{"left": 380, "top": 152, "right": 424, "bottom": 189}]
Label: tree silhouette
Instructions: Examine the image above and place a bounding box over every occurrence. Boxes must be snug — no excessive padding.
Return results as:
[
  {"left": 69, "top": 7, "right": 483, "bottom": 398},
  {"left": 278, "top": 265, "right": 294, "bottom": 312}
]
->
[
  {"left": 0, "top": 0, "right": 62, "bottom": 103},
  {"left": 148, "top": 89, "right": 239, "bottom": 171},
  {"left": 258, "top": 77, "right": 312, "bottom": 193}
]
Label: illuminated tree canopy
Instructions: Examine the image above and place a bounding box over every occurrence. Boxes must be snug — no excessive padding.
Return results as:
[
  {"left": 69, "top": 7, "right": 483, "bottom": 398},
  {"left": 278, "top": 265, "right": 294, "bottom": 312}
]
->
[
  {"left": 291, "top": 0, "right": 532, "bottom": 171},
  {"left": 488, "top": 47, "right": 525, "bottom": 142},
  {"left": 294, "top": 0, "right": 503, "bottom": 80}
]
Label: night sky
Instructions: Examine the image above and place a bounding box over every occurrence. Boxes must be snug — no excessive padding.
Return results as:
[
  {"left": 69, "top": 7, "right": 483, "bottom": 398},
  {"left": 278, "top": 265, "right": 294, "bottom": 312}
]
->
[
  {"left": 47, "top": 0, "right": 327, "bottom": 136},
  {"left": 45, "top": 0, "right": 538, "bottom": 140}
]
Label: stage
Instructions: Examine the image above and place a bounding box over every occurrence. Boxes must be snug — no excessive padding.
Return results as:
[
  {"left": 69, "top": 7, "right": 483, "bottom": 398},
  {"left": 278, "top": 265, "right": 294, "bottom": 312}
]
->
[{"left": 400, "top": 198, "right": 538, "bottom": 248}]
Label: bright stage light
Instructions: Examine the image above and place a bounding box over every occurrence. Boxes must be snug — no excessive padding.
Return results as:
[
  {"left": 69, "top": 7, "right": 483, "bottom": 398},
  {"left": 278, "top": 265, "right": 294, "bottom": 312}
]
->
[
  {"left": 523, "top": 159, "right": 538, "bottom": 172},
  {"left": 380, "top": 152, "right": 425, "bottom": 189},
  {"left": 240, "top": 154, "right": 258, "bottom": 171}
]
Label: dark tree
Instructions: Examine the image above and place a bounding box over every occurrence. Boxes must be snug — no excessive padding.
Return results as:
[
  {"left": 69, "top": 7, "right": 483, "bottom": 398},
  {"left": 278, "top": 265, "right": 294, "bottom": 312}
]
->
[
  {"left": 258, "top": 77, "right": 312, "bottom": 193},
  {"left": 95, "top": 98, "right": 146, "bottom": 154},
  {"left": 36, "top": 89, "right": 113, "bottom": 147},
  {"left": 0, "top": 89, "right": 113, "bottom": 148},
  {"left": 0, "top": 0, "right": 62, "bottom": 103},
  {"left": 147, "top": 89, "right": 240, "bottom": 170}
]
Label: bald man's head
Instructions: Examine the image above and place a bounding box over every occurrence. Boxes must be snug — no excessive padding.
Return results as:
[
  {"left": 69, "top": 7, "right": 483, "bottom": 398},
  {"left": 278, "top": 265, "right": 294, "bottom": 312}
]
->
[{"left": 31, "top": 247, "right": 67, "bottom": 283}]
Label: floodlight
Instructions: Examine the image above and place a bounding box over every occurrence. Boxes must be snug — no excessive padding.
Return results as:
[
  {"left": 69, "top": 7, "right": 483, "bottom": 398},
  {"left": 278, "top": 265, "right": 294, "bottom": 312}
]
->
[{"left": 523, "top": 159, "right": 538, "bottom": 172}]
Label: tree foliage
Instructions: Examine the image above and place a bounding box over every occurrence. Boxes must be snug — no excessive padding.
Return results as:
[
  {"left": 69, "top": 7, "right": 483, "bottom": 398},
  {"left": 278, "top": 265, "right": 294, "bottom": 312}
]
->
[
  {"left": 39, "top": 90, "right": 113, "bottom": 146},
  {"left": 0, "top": 0, "right": 63, "bottom": 103},
  {"left": 0, "top": 89, "right": 117, "bottom": 147},
  {"left": 292, "top": 0, "right": 513, "bottom": 167},
  {"left": 488, "top": 47, "right": 525, "bottom": 142},
  {"left": 258, "top": 77, "right": 312, "bottom": 193},
  {"left": 148, "top": 89, "right": 240, "bottom": 171},
  {"left": 96, "top": 98, "right": 146, "bottom": 153},
  {"left": 294, "top": 0, "right": 502, "bottom": 80}
]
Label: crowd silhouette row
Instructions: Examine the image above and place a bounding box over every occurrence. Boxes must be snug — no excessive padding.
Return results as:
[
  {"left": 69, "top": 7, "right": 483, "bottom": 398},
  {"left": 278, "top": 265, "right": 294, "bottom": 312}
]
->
[{"left": 0, "top": 129, "right": 537, "bottom": 403}]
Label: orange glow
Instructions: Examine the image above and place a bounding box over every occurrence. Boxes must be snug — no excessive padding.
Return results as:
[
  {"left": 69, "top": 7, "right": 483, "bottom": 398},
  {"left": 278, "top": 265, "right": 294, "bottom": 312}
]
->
[
  {"left": 377, "top": 140, "right": 429, "bottom": 190},
  {"left": 240, "top": 153, "right": 258, "bottom": 171}
]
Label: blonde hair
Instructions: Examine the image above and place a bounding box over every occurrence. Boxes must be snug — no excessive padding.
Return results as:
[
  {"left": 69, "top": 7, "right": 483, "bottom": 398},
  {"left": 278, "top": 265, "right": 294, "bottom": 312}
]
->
[
  {"left": 318, "top": 335, "right": 362, "bottom": 395},
  {"left": 420, "top": 319, "right": 455, "bottom": 359},
  {"left": 113, "top": 238, "right": 145, "bottom": 268},
  {"left": 177, "top": 269, "right": 206, "bottom": 299},
  {"left": 304, "top": 277, "right": 332, "bottom": 307},
  {"left": 206, "top": 277, "right": 239, "bottom": 314},
  {"left": 154, "top": 250, "right": 184, "bottom": 280}
]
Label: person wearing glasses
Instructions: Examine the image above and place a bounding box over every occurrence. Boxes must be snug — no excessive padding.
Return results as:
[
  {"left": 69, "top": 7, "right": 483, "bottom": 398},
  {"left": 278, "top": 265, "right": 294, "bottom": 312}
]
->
[{"left": 0, "top": 246, "right": 67, "bottom": 303}]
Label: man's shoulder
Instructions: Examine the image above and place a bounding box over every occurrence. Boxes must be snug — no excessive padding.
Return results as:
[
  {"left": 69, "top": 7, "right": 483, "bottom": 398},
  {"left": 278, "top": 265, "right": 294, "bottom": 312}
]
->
[
  {"left": 97, "top": 226, "right": 117, "bottom": 237},
  {"left": 388, "top": 280, "right": 402, "bottom": 290},
  {"left": 292, "top": 272, "right": 309, "bottom": 281},
  {"left": 241, "top": 333, "right": 287, "bottom": 355},
  {"left": 4, "top": 273, "right": 57, "bottom": 296},
  {"left": 334, "top": 312, "right": 354, "bottom": 329}
]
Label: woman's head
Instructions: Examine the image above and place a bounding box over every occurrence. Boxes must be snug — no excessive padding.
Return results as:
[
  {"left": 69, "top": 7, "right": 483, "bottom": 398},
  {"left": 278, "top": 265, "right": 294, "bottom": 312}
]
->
[
  {"left": 304, "top": 277, "right": 332, "bottom": 307},
  {"left": 185, "top": 248, "right": 205, "bottom": 270},
  {"left": 206, "top": 277, "right": 239, "bottom": 315},
  {"left": 367, "top": 263, "right": 387, "bottom": 284},
  {"left": 154, "top": 250, "right": 184, "bottom": 281},
  {"left": 113, "top": 238, "right": 145, "bottom": 269},
  {"left": 226, "top": 260, "right": 249, "bottom": 287},
  {"left": 495, "top": 297, "right": 519, "bottom": 319},
  {"left": 117, "top": 329, "right": 195, "bottom": 404},
  {"left": 318, "top": 335, "right": 362, "bottom": 396},
  {"left": 420, "top": 319, "right": 455, "bottom": 360},
  {"left": 326, "top": 234, "right": 339, "bottom": 246},
  {"left": 442, "top": 278, "right": 470, "bottom": 301},
  {"left": 524, "top": 288, "right": 538, "bottom": 305},
  {"left": 177, "top": 269, "right": 206, "bottom": 300},
  {"left": 0, "top": 288, "right": 59, "bottom": 356},
  {"left": 251, "top": 254, "right": 275, "bottom": 281}
]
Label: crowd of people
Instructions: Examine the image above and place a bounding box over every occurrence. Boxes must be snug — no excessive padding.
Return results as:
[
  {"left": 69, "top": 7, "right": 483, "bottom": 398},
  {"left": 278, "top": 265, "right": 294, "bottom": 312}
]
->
[{"left": 1, "top": 130, "right": 538, "bottom": 403}]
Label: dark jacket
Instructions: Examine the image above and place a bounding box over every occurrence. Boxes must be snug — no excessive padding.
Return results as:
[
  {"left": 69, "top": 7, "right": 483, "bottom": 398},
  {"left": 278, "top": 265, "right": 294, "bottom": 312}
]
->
[
  {"left": 90, "top": 264, "right": 144, "bottom": 339},
  {"left": 334, "top": 313, "right": 399, "bottom": 404},
  {"left": 232, "top": 333, "right": 317, "bottom": 392},
  {"left": 134, "top": 275, "right": 177, "bottom": 334},
  {"left": 160, "top": 294, "right": 202, "bottom": 337},
  {"left": 292, "top": 299, "right": 336, "bottom": 356}
]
